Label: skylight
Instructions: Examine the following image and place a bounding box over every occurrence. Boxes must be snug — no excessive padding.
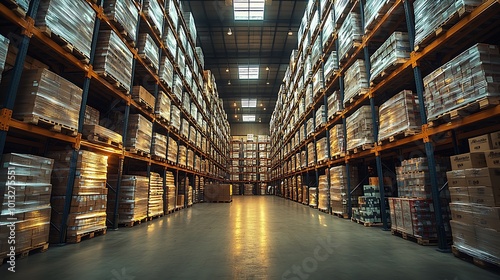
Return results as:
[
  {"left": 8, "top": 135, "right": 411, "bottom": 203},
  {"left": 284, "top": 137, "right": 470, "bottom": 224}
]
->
[
  {"left": 239, "top": 65, "right": 259, "bottom": 79},
  {"left": 234, "top": 0, "right": 265, "bottom": 21},
  {"left": 242, "top": 114, "right": 256, "bottom": 122},
  {"left": 241, "top": 98, "right": 257, "bottom": 108}
]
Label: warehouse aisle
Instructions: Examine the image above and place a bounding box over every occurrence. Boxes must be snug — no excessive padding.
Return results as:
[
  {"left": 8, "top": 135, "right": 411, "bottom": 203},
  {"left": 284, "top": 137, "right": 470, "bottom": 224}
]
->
[{"left": 1, "top": 196, "right": 499, "bottom": 279}]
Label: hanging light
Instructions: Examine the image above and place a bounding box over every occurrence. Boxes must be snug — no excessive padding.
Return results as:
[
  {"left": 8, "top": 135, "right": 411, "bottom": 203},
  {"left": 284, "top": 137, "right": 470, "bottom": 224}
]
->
[
  {"left": 226, "top": 68, "right": 230, "bottom": 72},
  {"left": 228, "top": 80, "right": 231, "bottom": 85},
  {"left": 227, "top": 28, "right": 233, "bottom": 35},
  {"left": 288, "top": 29, "right": 293, "bottom": 36},
  {"left": 266, "top": 81, "right": 270, "bottom": 85},
  {"left": 265, "top": 66, "right": 270, "bottom": 71}
]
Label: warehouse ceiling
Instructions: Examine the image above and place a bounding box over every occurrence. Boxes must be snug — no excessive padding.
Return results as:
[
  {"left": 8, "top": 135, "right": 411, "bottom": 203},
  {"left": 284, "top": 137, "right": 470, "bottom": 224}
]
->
[{"left": 184, "top": 0, "right": 308, "bottom": 125}]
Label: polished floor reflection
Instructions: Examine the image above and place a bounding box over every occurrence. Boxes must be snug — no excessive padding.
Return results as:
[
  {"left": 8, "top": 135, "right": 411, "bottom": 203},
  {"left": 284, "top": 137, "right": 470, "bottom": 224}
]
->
[{"left": 1, "top": 196, "right": 499, "bottom": 279}]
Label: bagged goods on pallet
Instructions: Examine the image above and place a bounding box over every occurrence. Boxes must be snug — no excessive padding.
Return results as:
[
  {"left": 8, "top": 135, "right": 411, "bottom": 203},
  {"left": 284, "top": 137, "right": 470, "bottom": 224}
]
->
[
  {"left": 0, "top": 154, "right": 53, "bottom": 255},
  {"left": 155, "top": 91, "right": 171, "bottom": 122},
  {"left": 0, "top": 34, "right": 8, "bottom": 84},
  {"left": 378, "top": 90, "right": 421, "bottom": 142},
  {"left": 346, "top": 106, "right": 376, "bottom": 151},
  {"left": 166, "top": 171, "right": 176, "bottom": 212},
  {"left": 414, "top": 0, "right": 483, "bottom": 48},
  {"left": 103, "top": 0, "right": 139, "bottom": 43},
  {"left": 330, "top": 166, "right": 360, "bottom": 216},
  {"left": 94, "top": 30, "right": 134, "bottom": 90},
  {"left": 370, "top": 32, "right": 410, "bottom": 83},
  {"left": 107, "top": 175, "right": 148, "bottom": 223},
  {"left": 329, "top": 124, "right": 345, "bottom": 157},
  {"left": 148, "top": 172, "right": 164, "bottom": 217},
  {"left": 364, "top": 0, "right": 397, "bottom": 32},
  {"left": 137, "top": 33, "right": 160, "bottom": 71},
  {"left": 142, "top": 0, "right": 163, "bottom": 36},
  {"left": 36, "top": 0, "right": 95, "bottom": 59},
  {"left": 316, "top": 137, "right": 328, "bottom": 162},
  {"left": 343, "top": 59, "right": 369, "bottom": 105},
  {"left": 324, "top": 51, "right": 339, "bottom": 81},
  {"left": 424, "top": 43, "right": 500, "bottom": 121},
  {"left": 318, "top": 174, "right": 329, "bottom": 211},
  {"left": 125, "top": 114, "right": 152, "bottom": 153},
  {"left": 152, "top": 133, "right": 167, "bottom": 159},
  {"left": 2, "top": 68, "right": 82, "bottom": 132},
  {"left": 170, "top": 104, "right": 181, "bottom": 130},
  {"left": 338, "top": 12, "right": 362, "bottom": 63}
]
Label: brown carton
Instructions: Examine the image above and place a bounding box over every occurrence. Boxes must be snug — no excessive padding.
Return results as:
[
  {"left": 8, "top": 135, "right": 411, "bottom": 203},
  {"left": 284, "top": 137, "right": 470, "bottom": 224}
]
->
[
  {"left": 491, "top": 131, "right": 500, "bottom": 149},
  {"left": 484, "top": 149, "right": 500, "bottom": 168},
  {"left": 450, "top": 203, "right": 474, "bottom": 224},
  {"left": 468, "top": 186, "right": 500, "bottom": 207},
  {"left": 468, "top": 134, "right": 493, "bottom": 152},
  {"left": 450, "top": 220, "right": 477, "bottom": 249},
  {"left": 464, "top": 168, "right": 500, "bottom": 187},
  {"left": 449, "top": 187, "right": 470, "bottom": 203},
  {"left": 450, "top": 153, "right": 487, "bottom": 170},
  {"left": 472, "top": 205, "right": 500, "bottom": 231},
  {"left": 446, "top": 170, "right": 467, "bottom": 187}
]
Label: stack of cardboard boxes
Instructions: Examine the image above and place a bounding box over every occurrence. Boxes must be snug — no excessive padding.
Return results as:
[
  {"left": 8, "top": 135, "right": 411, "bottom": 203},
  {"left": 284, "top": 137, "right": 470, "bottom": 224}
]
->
[{"left": 448, "top": 131, "right": 500, "bottom": 263}]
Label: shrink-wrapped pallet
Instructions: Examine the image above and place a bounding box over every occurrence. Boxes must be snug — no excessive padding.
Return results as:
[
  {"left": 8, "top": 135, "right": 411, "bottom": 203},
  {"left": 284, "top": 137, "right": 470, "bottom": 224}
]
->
[
  {"left": 155, "top": 91, "right": 171, "bottom": 122},
  {"left": 36, "top": 0, "right": 95, "bottom": 59},
  {"left": 181, "top": 118, "right": 189, "bottom": 139},
  {"left": 324, "top": 51, "right": 339, "bottom": 81},
  {"left": 322, "top": 8, "right": 335, "bottom": 49},
  {"left": 307, "top": 142, "right": 315, "bottom": 166},
  {"left": 148, "top": 172, "right": 164, "bottom": 217},
  {"left": 334, "top": 0, "right": 353, "bottom": 24},
  {"left": 309, "top": 187, "right": 318, "bottom": 207},
  {"left": 183, "top": 11, "right": 197, "bottom": 43},
  {"left": 178, "top": 145, "right": 187, "bottom": 166},
  {"left": 196, "top": 47, "right": 204, "bottom": 69},
  {"left": 318, "top": 175, "right": 329, "bottom": 211},
  {"left": 315, "top": 105, "right": 326, "bottom": 130},
  {"left": 316, "top": 137, "right": 328, "bottom": 162},
  {"left": 4, "top": 68, "right": 82, "bottom": 132},
  {"left": 152, "top": 133, "right": 167, "bottom": 159},
  {"left": 170, "top": 104, "right": 181, "bottom": 130},
  {"left": 125, "top": 114, "right": 152, "bottom": 153},
  {"left": 94, "top": 30, "right": 134, "bottom": 90},
  {"left": 159, "top": 56, "right": 174, "bottom": 88},
  {"left": 163, "top": 25, "right": 177, "bottom": 58},
  {"left": 107, "top": 175, "right": 148, "bottom": 223},
  {"left": 172, "top": 74, "right": 183, "bottom": 101},
  {"left": 378, "top": 90, "right": 421, "bottom": 142},
  {"left": 330, "top": 166, "right": 360, "bottom": 216},
  {"left": 364, "top": 0, "right": 397, "bottom": 32},
  {"left": 166, "top": 171, "right": 176, "bottom": 212},
  {"left": 396, "top": 157, "right": 448, "bottom": 199},
  {"left": 0, "top": 154, "right": 53, "bottom": 253},
  {"left": 424, "top": 43, "right": 500, "bottom": 121},
  {"left": 306, "top": 118, "right": 314, "bottom": 137},
  {"left": 103, "top": 0, "right": 139, "bottom": 42},
  {"left": 187, "top": 149, "right": 194, "bottom": 169},
  {"left": 189, "top": 126, "right": 197, "bottom": 144},
  {"left": 338, "top": 12, "right": 362, "bottom": 63},
  {"left": 312, "top": 69, "right": 324, "bottom": 97},
  {"left": 327, "top": 90, "right": 342, "bottom": 119},
  {"left": 132, "top": 86, "right": 155, "bottom": 111},
  {"left": 344, "top": 59, "right": 369, "bottom": 105},
  {"left": 142, "top": 0, "right": 164, "bottom": 36},
  {"left": 167, "top": 137, "right": 178, "bottom": 163},
  {"left": 0, "top": 35, "right": 8, "bottom": 84},
  {"left": 137, "top": 33, "right": 160, "bottom": 71},
  {"left": 346, "top": 106, "right": 376, "bottom": 151},
  {"left": 370, "top": 32, "right": 410, "bottom": 83},
  {"left": 165, "top": 0, "right": 178, "bottom": 28}
]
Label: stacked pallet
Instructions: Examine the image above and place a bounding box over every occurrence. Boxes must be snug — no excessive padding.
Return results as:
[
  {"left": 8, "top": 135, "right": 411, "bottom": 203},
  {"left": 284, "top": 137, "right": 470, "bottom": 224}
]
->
[
  {"left": 309, "top": 187, "right": 318, "bottom": 208},
  {"left": 155, "top": 91, "right": 171, "bottom": 123},
  {"left": 333, "top": 0, "right": 353, "bottom": 24},
  {"left": 378, "top": 90, "right": 421, "bottom": 142},
  {"left": 36, "top": 0, "right": 95, "bottom": 59},
  {"left": 337, "top": 12, "right": 362, "bottom": 62},
  {"left": 151, "top": 133, "right": 167, "bottom": 160},
  {"left": 370, "top": 32, "right": 410, "bottom": 83},
  {"left": 353, "top": 183, "right": 389, "bottom": 225},
  {"left": 447, "top": 133, "right": 500, "bottom": 264},
  {"left": 107, "top": 175, "right": 148, "bottom": 225},
  {"left": 166, "top": 171, "right": 176, "bottom": 212},
  {"left": 187, "top": 149, "right": 194, "bottom": 169},
  {"left": 178, "top": 145, "right": 187, "bottom": 166},
  {"left": 423, "top": 43, "right": 500, "bottom": 121},
  {"left": 396, "top": 158, "right": 448, "bottom": 199},
  {"left": 82, "top": 106, "right": 122, "bottom": 147},
  {"left": 0, "top": 154, "right": 53, "bottom": 257},
  {"left": 181, "top": 118, "right": 189, "bottom": 138},
  {"left": 364, "top": 0, "right": 397, "bottom": 32},
  {"left": 307, "top": 142, "right": 315, "bottom": 166},
  {"left": 346, "top": 106, "right": 376, "bottom": 151},
  {"left": 318, "top": 175, "right": 329, "bottom": 212},
  {"left": 0, "top": 34, "right": 8, "bottom": 83},
  {"left": 125, "top": 114, "right": 152, "bottom": 154},
  {"left": 94, "top": 30, "right": 134, "bottom": 91},
  {"left": 390, "top": 198, "right": 442, "bottom": 241},
  {"left": 165, "top": 0, "right": 178, "bottom": 32},
  {"left": 170, "top": 105, "right": 181, "bottom": 130},
  {"left": 137, "top": 33, "right": 159, "bottom": 71},
  {"left": 187, "top": 185, "right": 193, "bottom": 206},
  {"left": 183, "top": 11, "right": 197, "bottom": 43},
  {"left": 343, "top": 59, "right": 369, "bottom": 105},
  {"left": 167, "top": 137, "right": 178, "bottom": 163},
  {"left": 142, "top": 0, "right": 164, "bottom": 36},
  {"left": 315, "top": 105, "right": 326, "bottom": 130},
  {"left": 330, "top": 166, "right": 360, "bottom": 217},
  {"left": 327, "top": 90, "right": 342, "bottom": 119},
  {"left": 244, "top": 184, "right": 254, "bottom": 195},
  {"left": 132, "top": 86, "right": 156, "bottom": 112},
  {"left": 329, "top": 124, "right": 344, "bottom": 157},
  {"left": 316, "top": 137, "right": 328, "bottom": 162},
  {"left": 205, "top": 184, "right": 232, "bottom": 202},
  {"left": 148, "top": 172, "right": 164, "bottom": 217},
  {"left": 103, "top": 0, "right": 139, "bottom": 43},
  {"left": 49, "top": 150, "right": 108, "bottom": 243}
]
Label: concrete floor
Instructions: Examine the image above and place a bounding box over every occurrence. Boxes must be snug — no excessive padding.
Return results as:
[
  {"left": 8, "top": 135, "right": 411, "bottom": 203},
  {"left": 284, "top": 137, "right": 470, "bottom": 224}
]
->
[{"left": 1, "top": 196, "right": 499, "bottom": 279}]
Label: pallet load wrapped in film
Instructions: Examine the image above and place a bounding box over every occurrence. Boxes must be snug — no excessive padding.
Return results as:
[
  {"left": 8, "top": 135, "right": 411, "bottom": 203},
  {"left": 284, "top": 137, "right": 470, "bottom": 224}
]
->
[
  {"left": 125, "top": 114, "right": 152, "bottom": 154},
  {"left": 364, "top": 0, "right": 397, "bottom": 32},
  {"left": 94, "top": 30, "right": 134, "bottom": 91},
  {"left": 196, "top": 47, "right": 204, "bottom": 69},
  {"left": 82, "top": 106, "right": 123, "bottom": 146},
  {"left": 137, "top": 33, "right": 160, "bottom": 72},
  {"left": 309, "top": 187, "right": 318, "bottom": 208},
  {"left": 318, "top": 175, "right": 329, "bottom": 212},
  {"left": 170, "top": 104, "right": 181, "bottom": 131},
  {"left": 187, "top": 185, "right": 193, "bottom": 206},
  {"left": 324, "top": 51, "right": 339, "bottom": 82},
  {"left": 424, "top": 43, "right": 500, "bottom": 122},
  {"left": 36, "top": 0, "right": 95, "bottom": 60},
  {"left": 370, "top": 32, "right": 410, "bottom": 83},
  {"left": 181, "top": 118, "right": 189, "bottom": 139},
  {"left": 183, "top": 11, "right": 197, "bottom": 43},
  {"left": 107, "top": 174, "right": 148, "bottom": 225},
  {"left": 337, "top": 12, "right": 362, "bottom": 63},
  {"left": 167, "top": 137, "right": 178, "bottom": 163},
  {"left": 244, "top": 184, "right": 253, "bottom": 195},
  {"left": 334, "top": 0, "right": 353, "bottom": 25},
  {"left": 330, "top": 166, "right": 360, "bottom": 217},
  {"left": 142, "top": 0, "right": 163, "bottom": 36},
  {"left": 151, "top": 133, "right": 167, "bottom": 160},
  {"left": 329, "top": 124, "right": 345, "bottom": 157},
  {"left": 103, "top": 0, "right": 139, "bottom": 43},
  {"left": 48, "top": 150, "right": 108, "bottom": 243},
  {"left": 187, "top": 149, "right": 194, "bottom": 169},
  {"left": 346, "top": 106, "right": 376, "bottom": 151},
  {"left": 414, "top": 0, "right": 483, "bottom": 49},
  {"left": 155, "top": 91, "right": 171, "bottom": 123},
  {"left": 132, "top": 86, "right": 156, "bottom": 112},
  {"left": 166, "top": 171, "right": 176, "bottom": 212},
  {"left": 0, "top": 34, "right": 8, "bottom": 83},
  {"left": 307, "top": 142, "right": 315, "bottom": 167},
  {"left": 165, "top": 0, "right": 178, "bottom": 31},
  {"left": 343, "top": 59, "right": 369, "bottom": 106},
  {"left": 178, "top": 145, "right": 187, "bottom": 167},
  {"left": 315, "top": 105, "right": 326, "bottom": 130},
  {"left": 353, "top": 184, "right": 390, "bottom": 225},
  {"left": 396, "top": 157, "right": 448, "bottom": 199},
  {"left": 1, "top": 68, "right": 82, "bottom": 133},
  {"left": 378, "top": 90, "right": 421, "bottom": 142},
  {"left": 205, "top": 184, "right": 232, "bottom": 202},
  {"left": 0, "top": 154, "right": 54, "bottom": 257},
  {"left": 316, "top": 137, "right": 328, "bottom": 163},
  {"left": 148, "top": 172, "right": 164, "bottom": 217}
]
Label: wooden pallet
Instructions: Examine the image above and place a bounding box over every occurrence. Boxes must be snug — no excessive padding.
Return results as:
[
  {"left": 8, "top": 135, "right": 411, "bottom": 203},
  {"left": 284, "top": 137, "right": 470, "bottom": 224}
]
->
[
  {"left": 152, "top": 155, "right": 166, "bottom": 162},
  {"left": 318, "top": 208, "right": 329, "bottom": 214},
  {"left": 38, "top": 26, "right": 90, "bottom": 64},
  {"left": 142, "top": 11, "right": 162, "bottom": 36},
  {"left": 378, "top": 129, "right": 420, "bottom": 145},
  {"left": 370, "top": 57, "right": 408, "bottom": 86},
  {"left": 322, "top": 32, "right": 336, "bottom": 53},
  {"left": 133, "top": 94, "right": 155, "bottom": 112},
  {"left": 452, "top": 245, "right": 500, "bottom": 270},
  {"left": 339, "top": 42, "right": 362, "bottom": 64},
  {"left": 414, "top": 4, "right": 476, "bottom": 52},
  {"left": 22, "top": 115, "right": 78, "bottom": 136},
  {"left": 428, "top": 96, "right": 500, "bottom": 127},
  {"left": 1, "top": 242, "right": 49, "bottom": 265},
  {"left": 106, "top": 17, "right": 135, "bottom": 45},
  {"left": 391, "top": 229, "right": 442, "bottom": 246},
  {"left": 166, "top": 209, "right": 175, "bottom": 215},
  {"left": 330, "top": 152, "right": 346, "bottom": 160},
  {"left": 67, "top": 228, "right": 107, "bottom": 243},
  {"left": 352, "top": 218, "right": 383, "bottom": 227},
  {"left": 95, "top": 70, "right": 130, "bottom": 94},
  {"left": 126, "top": 148, "right": 151, "bottom": 158},
  {"left": 332, "top": 212, "right": 349, "bottom": 219},
  {"left": 347, "top": 143, "right": 374, "bottom": 154},
  {"left": 2, "top": 0, "right": 27, "bottom": 17},
  {"left": 120, "top": 217, "right": 148, "bottom": 227},
  {"left": 344, "top": 89, "right": 368, "bottom": 107},
  {"left": 138, "top": 54, "right": 157, "bottom": 72},
  {"left": 86, "top": 134, "right": 123, "bottom": 149},
  {"left": 155, "top": 114, "right": 170, "bottom": 125}
]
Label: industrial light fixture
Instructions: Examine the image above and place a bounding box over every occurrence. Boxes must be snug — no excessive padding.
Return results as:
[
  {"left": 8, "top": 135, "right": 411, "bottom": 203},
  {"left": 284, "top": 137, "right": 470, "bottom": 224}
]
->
[
  {"left": 260, "top": 103, "right": 263, "bottom": 107},
  {"left": 227, "top": 28, "right": 233, "bottom": 35},
  {"left": 228, "top": 80, "right": 231, "bottom": 85},
  {"left": 233, "top": 102, "right": 237, "bottom": 107},
  {"left": 266, "top": 81, "right": 270, "bottom": 85},
  {"left": 265, "top": 66, "right": 270, "bottom": 71},
  {"left": 288, "top": 29, "right": 293, "bottom": 36},
  {"left": 263, "top": 107, "right": 266, "bottom": 110}
]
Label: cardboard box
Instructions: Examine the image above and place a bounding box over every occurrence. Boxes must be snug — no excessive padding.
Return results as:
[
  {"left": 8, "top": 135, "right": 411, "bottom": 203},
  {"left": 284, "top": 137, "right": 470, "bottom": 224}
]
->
[
  {"left": 450, "top": 203, "right": 474, "bottom": 225},
  {"left": 491, "top": 131, "right": 500, "bottom": 149},
  {"left": 446, "top": 170, "right": 467, "bottom": 187},
  {"left": 450, "top": 220, "right": 477, "bottom": 249},
  {"left": 450, "top": 153, "right": 487, "bottom": 170},
  {"left": 475, "top": 226, "right": 500, "bottom": 258},
  {"left": 449, "top": 187, "right": 470, "bottom": 203},
  {"left": 465, "top": 168, "right": 500, "bottom": 187},
  {"left": 368, "top": 177, "right": 392, "bottom": 186},
  {"left": 468, "top": 134, "right": 493, "bottom": 152},
  {"left": 484, "top": 149, "right": 500, "bottom": 168},
  {"left": 468, "top": 186, "right": 500, "bottom": 207},
  {"left": 472, "top": 205, "right": 500, "bottom": 231}
]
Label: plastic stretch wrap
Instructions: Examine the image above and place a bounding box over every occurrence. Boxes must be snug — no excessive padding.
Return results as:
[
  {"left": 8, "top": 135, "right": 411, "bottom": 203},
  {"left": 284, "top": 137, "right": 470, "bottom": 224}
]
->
[
  {"left": 424, "top": 43, "right": 500, "bottom": 120},
  {"left": 159, "top": 56, "right": 174, "bottom": 88},
  {"left": 142, "top": 0, "right": 164, "bottom": 36},
  {"left": 330, "top": 166, "right": 360, "bottom": 215},
  {"left": 396, "top": 157, "right": 448, "bottom": 198},
  {"left": 315, "top": 105, "right": 326, "bottom": 130},
  {"left": 167, "top": 137, "right": 178, "bottom": 163},
  {"left": 329, "top": 124, "right": 345, "bottom": 157},
  {"left": 312, "top": 69, "right": 324, "bottom": 97},
  {"left": 327, "top": 90, "right": 342, "bottom": 119},
  {"left": 84, "top": 105, "right": 100, "bottom": 125},
  {"left": 338, "top": 12, "right": 362, "bottom": 62},
  {"left": 94, "top": 30, "right": 133, "bottom": 90},
  {"left": 0, "top": 34, "right": 9, "bottom": 84},
  {"left": 181, "top": 118, "right": 189, "bottom": 139},
  {"left": 36, "top": 0, "right": 95, "bottom": 59},
  {"left": 187, "top": 149, "right": 194, "bottom": 169},
  {"left": 182, "top": 92, "right": 191, "bottom": 113},
  {"left": 187, "top": 185, "right": 193, "bottom": 206},
  {"left": 344, "top": 59, "right": 369, "bottom": 105},
  {"left": 189, "top": 126, "right": 196, "bottom": 144},
  {"left": 166, "top": 0, "right": 178, "bottom": 31},
  {"left": 103, "top": 0, "right": 138, "bottom": 42},
  {"left": 108, "top": 175, "right": 148, "bottom": 223},
  {"left": 346, "top": 106, "right": 376, "bottom": 150},
  {"left": 7, "top": 68, "right": 82, "bottom": 131},
  {"left": 322, "top": 9, "right": 334, "bottom": 49},
  {"left": 370, "top": 32, "right": 410, "bottom": 82},
  {"left": 13, "top": 0, "right": 30, "bottom": 11},
  {"left": 82, "top": 124, "right": 123, "bottom": 145},
  {"left": 183, "top": 11, "right": 197, "bottom": 44},
  {"left": 324, "top": 51, "right": 339, "bottom": 81},
  {"left": 378, "top": 90, "right": 421, "bottom": 142},
  {"left": 172, "top": 75, "right": 183, "bottom": 101},
  {"left": 170, "top": 105, "right": 181, "bottom": 130},
  {"left": 194, "top": 155, "right": 201, "bottom": 171},
  {"left": 148, "top": 172, "right": 164, "bottom": 217},
  {"left": 152, "top": 133, "right": 167, "bottom": 159},
  {"left": 178, "top": 145, "right": 187, "bottom": 166},
  {"left": 165, "top": 171, "right": 176, "bottom": 211},
  {"left": 163, "top": 26, "right": 177, "bottom": 57},
  {"left": 316, "top": 137, "right": 328, "bottom": 162},
  {"left": 318, "top": 175, "right": 329, "bottom": 211},
  {"left": 306, "top": 117, "right": 313, "bottom": 138},
  {"left": 414, "top": 0, "right": 483, "bottom": 48},
  {"left": 334, "top": 0, "right": 352, "bottom": 24},
  {"left": 196, "top": 47, "right": 204, "bottom": 70},
  {"left": 137, "top": 33, "right": 160, "bottom": 71},
  {"left": 309, "top": 187, "right": 318, "bottom": 207},
  {"left": 155, "top": 91, "right": 171, "bottom": 122},
  {"left": 311, "top": 33, "right": 322, "bottom": 67},
  {"left": 364, "top": 0, "right": 396, "bottom": 32},
  {"left": 126, "top": 114, "right": 152, "bottom": 153},
  {"left": 177, "top": 39, "right": 186, "bottom": 72},
  {"left": 307, "top": 142, "right": 315, "bottom": 166}
]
